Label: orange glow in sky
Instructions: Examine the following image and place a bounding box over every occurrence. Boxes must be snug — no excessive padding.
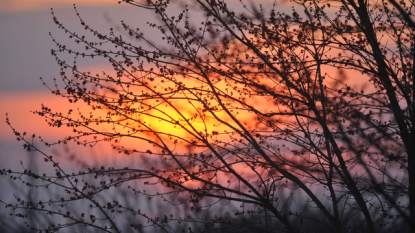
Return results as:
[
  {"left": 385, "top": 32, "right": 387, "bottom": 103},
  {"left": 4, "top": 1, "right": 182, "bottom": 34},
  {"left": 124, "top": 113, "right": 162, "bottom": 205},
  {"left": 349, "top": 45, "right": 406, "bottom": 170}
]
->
[
  {"left": 0, "top": 0, "right": 367, "bottom": 164},
  {"left": 1, "top": 91, "right": 83, "bottom": 141}
]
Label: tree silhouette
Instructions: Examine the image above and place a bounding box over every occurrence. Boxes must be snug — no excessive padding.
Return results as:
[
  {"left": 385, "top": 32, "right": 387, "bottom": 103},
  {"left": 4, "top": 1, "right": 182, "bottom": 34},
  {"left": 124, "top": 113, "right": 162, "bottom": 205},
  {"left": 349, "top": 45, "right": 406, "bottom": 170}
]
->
[{"left": 2, "top": 0, "right": 415, "bottom": 232}]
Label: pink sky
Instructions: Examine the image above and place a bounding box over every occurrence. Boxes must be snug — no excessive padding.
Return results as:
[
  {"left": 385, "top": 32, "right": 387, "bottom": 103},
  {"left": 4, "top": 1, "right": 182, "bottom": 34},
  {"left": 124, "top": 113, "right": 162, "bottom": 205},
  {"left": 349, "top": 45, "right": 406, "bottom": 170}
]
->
[
  {"left": 0, "top": 0, "right": 118, "bottom": 12},
  {"left": 0, "top": 0, "right": 295, "bottom": 168},
  {"left": 0, "top": 0, "right": 136, "bottom": 169}
]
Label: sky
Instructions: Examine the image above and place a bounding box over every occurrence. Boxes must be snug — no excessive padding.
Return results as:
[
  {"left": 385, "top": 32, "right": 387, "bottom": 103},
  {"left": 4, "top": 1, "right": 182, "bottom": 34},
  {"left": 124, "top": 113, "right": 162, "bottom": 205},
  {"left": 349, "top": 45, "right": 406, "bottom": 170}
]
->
[
  {"left": 0, "top": 1, "right": 384, "bottom": 231},
  {"left": 0, "top": 0, "right": 288, "bottom": 211},
  {"left": 0, "top": 0, "right": 287, "bottom": 169},
  {"left": 0, "top": 0, "right": 155, "bottom": 171},
  {"left": 0, "top": 0, "right": 116, "bottom": 12},
  {"left": 1, "top": 2, "right": 413, "bottom": 232},
  {"left": 0, "top": 0, "right": 312, "bottom": 189}
]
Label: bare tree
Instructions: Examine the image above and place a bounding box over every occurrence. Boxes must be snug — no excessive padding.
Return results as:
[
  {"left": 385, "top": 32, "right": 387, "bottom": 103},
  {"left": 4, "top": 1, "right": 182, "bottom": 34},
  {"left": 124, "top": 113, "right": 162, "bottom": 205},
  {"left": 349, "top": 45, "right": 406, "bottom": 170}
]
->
[{"left": 2, "top": 0, "right": 415, "bottom": 232}]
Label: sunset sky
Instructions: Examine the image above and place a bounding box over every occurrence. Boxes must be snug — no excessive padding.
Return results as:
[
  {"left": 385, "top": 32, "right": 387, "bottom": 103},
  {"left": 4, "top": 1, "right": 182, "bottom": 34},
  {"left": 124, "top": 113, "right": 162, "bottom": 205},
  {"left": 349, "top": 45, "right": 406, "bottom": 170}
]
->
[
  {"left": 0, "top": 0, "right": 116, "bottom": 12},
  {"left": 0, "top": 0, "right": 149, "bottom": 169},
  {"left": 0, "top": 0, "right": 310, "bottom": 182},
  {"left": 1, "top": 2, "right": 413, "bottom": 232},
  {"left": 1, "top": 0, "right": 286, "bottom": 168}
]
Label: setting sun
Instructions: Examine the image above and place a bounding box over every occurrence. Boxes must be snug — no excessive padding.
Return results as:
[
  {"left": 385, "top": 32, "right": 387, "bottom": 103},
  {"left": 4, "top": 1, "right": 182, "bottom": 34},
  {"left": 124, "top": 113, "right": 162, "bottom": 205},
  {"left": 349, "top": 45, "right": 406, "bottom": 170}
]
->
[{"left": 1, "top": 0, "right": 414, "bottom": 232}]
